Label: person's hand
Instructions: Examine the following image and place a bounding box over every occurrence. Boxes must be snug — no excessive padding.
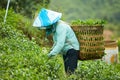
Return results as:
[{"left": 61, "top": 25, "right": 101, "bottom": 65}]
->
[{"left": 48, "top": 53, "right": 54, "bottom": 59}]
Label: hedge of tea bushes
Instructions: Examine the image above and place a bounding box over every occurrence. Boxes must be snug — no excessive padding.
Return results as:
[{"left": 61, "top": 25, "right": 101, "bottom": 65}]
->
[
  {"left": 0, "top": 23, "right": 65, "bottom": 80},
  {"left": 0, "top": 9, "right": 120, "bottom": 80},
  {"left": 0, "top": 9, "right": 50, "bottom": 46}
]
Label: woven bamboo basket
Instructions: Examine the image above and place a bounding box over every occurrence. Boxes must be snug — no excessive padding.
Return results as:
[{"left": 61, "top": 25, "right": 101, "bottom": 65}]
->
[{"left": 72, "top": 25, "right": 104, "bottom": 60}]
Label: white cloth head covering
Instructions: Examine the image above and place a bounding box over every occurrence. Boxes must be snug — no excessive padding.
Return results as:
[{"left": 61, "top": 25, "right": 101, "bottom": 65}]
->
[{"left": 33, "top": 8, "right": 62, "bottom": 29}]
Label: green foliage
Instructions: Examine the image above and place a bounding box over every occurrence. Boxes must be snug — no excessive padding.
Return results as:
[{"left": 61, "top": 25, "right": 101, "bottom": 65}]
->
[
  {"left": 74, "top": 60, "right": 120, "bottom": 80},
  {"left": 0, "top": 9, "right": 25, "bottom": 28},
  {"left": 0, "top": 22, "right": 64, "bottom": 80},
  {"left": 49, "top": 0, "right": 120, "bottom": 24},
  {"left": 0, "top": 22, "right": 119, "bottom": 79},
  {"left": 0, "top": 0, "right": 50, "bottom": 18},
  {"left": 0, "top": 9, "right": 49, "bottom": 46},
  {"left": 0, "top": 23, "right": 36, "bottom": 53},
  {"left": 49, "top": 0, "right": 120, "bottom": 38},
  {"left": 0, "top": 24, "right": 120, "bottom": 80},
  {"left": 118, "top": 40, "right": 120, "bottom": 51},
  {"left": 71, "top": 19, "right": 106, "bottom": 26},
  {"left": 0, "top": 2, "right": 120, "bottom": 80},
  {"left": 0, "top": 46, "right": 63, "bottom": 80}
]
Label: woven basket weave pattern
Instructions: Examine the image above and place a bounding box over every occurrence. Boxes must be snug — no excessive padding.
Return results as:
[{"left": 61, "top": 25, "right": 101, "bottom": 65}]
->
[{"left": 72, "top": 25, "right": 104, "bottom": 60}]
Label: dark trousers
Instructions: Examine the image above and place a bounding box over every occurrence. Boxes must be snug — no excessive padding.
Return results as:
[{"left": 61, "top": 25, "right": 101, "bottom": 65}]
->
[{"left": 63, "top": 49, "right": 79, "bottom": 74}]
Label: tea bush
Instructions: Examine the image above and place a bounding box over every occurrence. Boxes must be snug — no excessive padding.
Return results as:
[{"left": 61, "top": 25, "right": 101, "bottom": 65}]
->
[
  {"left": 75, "top": 60, "right": 120, "bottom": 80},
  {"left": 0, "top": 9, "right": 49, "bottom": 46},
  {"left": 0, "top": 23, "right": 64, "bottom": 80},
  {"left": 0, "top": 49, "right": 64, "bottom": 80}
]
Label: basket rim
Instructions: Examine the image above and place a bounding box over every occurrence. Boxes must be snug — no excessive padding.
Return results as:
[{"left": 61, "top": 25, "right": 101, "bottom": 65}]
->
[{"left": 71, "top": 25, "right": 104, "bottom": 27}]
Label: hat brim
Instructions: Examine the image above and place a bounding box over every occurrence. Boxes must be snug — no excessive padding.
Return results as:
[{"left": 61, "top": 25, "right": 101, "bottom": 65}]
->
[{"left": 33, "top": 8, "right": 62, "bottom": 28}]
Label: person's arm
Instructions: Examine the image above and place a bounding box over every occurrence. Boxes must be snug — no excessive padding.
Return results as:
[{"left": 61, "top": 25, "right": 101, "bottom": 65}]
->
[{"left": 48, "top": 26, "right": 66, "bottom": 57}]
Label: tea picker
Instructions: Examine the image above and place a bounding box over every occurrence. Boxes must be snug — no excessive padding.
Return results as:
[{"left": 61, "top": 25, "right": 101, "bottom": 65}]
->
[{"left": 33, "top": 8, "right": 80, "bottom": 74}]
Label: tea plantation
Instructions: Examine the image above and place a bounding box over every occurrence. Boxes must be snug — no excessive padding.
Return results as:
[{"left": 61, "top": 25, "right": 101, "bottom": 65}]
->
[{"left": 0, "top": 9, "right": 120, "bottom": 80}]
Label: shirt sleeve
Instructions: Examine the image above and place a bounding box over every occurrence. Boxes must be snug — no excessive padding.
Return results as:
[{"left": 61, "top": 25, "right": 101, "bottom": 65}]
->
[{"left": 49, "top": 25, "right": 66, "bottom": 55}]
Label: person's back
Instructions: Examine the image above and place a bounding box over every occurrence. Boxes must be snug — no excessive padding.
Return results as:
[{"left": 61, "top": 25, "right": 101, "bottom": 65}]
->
[{"left": 53, "top": 20, "right": 79, "bottom": 55}]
